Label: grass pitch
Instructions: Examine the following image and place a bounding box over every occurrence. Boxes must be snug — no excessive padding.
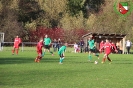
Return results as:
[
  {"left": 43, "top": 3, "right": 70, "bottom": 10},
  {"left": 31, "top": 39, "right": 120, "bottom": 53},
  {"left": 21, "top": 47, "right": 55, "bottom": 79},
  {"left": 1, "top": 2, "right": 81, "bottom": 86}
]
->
[{"left": 0, "top": 48, "right": 133, "bottom": 88}]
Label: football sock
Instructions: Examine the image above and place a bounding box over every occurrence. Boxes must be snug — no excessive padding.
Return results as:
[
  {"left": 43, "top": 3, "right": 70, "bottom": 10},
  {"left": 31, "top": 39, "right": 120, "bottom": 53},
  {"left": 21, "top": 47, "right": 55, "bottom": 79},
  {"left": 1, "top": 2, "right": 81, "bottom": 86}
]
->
[
  {"left": 16, "top": 49, "right": 18, "bottom": 54},
  {"left": 59, "top": 58, "right": 62, "bottom": 63},
  {"left": 37, "top": 56, "right": 40, "bottom": 60},
  {"left": 12, "top": 50, "right": 14, "bottom": 54},
  {"left": 62, "top": 57, "right": 64, "bottom": 63},
  {"left": 42, "top": 52, "right": 45, "bottom": 57},
  {"left": 88, "top": 55, "right": 92, "bottom": 60},
  {"left": 50, "top": 51, "right": 53, "bottom": 54},
  {"left": 35, "top": 56, "right": 39, "bottom": 62},
  {"left": 102, "top": 58, "right": 105, "bottom": 62},
  {"left": 107, "top": 57, "right": 111, "bottom": 62},
  {"left": 95, "top": 53, "right": 99, "bottom": 57},
  {"left": 39, "top": 56, "right": 42, "bottom": 60}
]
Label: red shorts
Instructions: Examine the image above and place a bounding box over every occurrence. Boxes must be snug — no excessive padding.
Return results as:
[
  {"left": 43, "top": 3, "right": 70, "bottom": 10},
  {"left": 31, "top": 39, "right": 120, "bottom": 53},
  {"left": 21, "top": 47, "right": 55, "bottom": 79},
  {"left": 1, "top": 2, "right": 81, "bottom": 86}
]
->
[
  {"left": 13, "top": 44, "right": 19, "bottom": 48},
  {"left": 105, "top": 51, "right": 111, "bottom": 55},
  {"left": 37, "top": 50, "right": 42, "bottom": 56}
]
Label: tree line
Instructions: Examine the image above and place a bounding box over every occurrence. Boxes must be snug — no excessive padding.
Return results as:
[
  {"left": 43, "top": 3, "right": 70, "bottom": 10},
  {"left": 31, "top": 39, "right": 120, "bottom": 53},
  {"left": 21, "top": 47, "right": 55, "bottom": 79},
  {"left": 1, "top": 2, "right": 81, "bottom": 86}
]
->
[{"left": 0, "top": 0, "right": 133, "bottom": 42}]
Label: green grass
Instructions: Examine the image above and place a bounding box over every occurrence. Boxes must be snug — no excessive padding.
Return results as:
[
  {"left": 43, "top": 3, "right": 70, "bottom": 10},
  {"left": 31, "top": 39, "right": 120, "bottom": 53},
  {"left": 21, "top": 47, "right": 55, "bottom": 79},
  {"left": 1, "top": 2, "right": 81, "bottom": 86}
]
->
[{"left": 0, "top": 47, "right": 133, "bottom": 88}]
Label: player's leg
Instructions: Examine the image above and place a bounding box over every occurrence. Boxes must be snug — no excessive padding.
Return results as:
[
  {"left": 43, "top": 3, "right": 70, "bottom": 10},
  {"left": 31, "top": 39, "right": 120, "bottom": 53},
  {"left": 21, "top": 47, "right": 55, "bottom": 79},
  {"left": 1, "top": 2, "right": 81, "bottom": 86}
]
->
[
  {"left": 35, "top": 51, "right": 42, "bottom": 62},
  {"left": 16, "top": 45, "right": 19, "bottom": 55},
  {"left": 106, "top": 53, "right": 112, "bottom": 64},
  {"left": 88, "top": 50, "right": 92, "bottom": 61},
  {"left": 127, "top": 47, "right": 130, "bottom": 54},
  {"left": 12, "top": 47, "right": 15, "bottom": 55},
  {"left": 74, "top": 48, "right": 76, "bottom": 53},
  {"left": 106, "top": 52, "right": 112, "bottom": 62},
  {"left": 93, "top": 49, "right": 99, "bottom": 59},
  {"left": 107, "top": 56, "right": 111, "bottom": 62},
  {"left": 101, "top": 54, "right": 107, "bottom": 63},
  {"left": 42, "top": 45, "right": 46, "bottom": 56},
  {"left": 94, "top": 53, "right": 99, "bottom": 59},
  {"left": 37, "top": 55, "right": 42, "bottom": 62},
  {"left": 59, "top": 54, "right": 64, "bottom": 64},
  {"left": 16, "top": 48, "right": 19, "bottom": 55},
  {"left": 35, "top": 51, "right": 39, "bottom": 62},
  {"left": 47, "top": 46, "right": 53, "bottom": 56}
]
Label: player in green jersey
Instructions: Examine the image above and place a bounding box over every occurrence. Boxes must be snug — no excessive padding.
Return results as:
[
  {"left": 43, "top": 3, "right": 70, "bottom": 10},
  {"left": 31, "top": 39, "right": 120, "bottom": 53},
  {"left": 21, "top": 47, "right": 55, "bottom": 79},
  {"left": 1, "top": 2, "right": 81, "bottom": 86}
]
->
[
  {"left": 88, "top": 37, "right": 99, "bottom": 62},
  {"left": 58, "top": 43, "right": 68, "bottom": 64},
  {"left": 42, "top": 34, "right": 53, "bottom": 56}
]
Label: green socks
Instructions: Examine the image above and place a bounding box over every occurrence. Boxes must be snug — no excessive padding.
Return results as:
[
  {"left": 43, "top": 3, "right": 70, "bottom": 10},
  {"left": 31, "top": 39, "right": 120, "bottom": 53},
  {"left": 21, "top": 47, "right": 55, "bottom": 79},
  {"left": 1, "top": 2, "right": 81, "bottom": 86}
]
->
[
  {"left": 42, "top": 52, "right": 45, "bottom": 57},
  {"left": 50, "top": 51, "right": 53, "bottom": 54},
  {"left": 60, "top": 58, "right": 64, "bottom": 63},
  {"left": 95, "top": 53, "right": 99, "bottom": 57},
  {"left": 88, "top": 55, "right": 92, "bottom": 61}
]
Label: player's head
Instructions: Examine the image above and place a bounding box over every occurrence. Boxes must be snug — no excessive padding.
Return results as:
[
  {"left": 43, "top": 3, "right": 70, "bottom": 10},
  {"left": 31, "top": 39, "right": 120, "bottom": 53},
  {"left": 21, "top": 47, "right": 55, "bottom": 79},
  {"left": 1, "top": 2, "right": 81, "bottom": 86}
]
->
[
  {"left": 106, "top": 39, "right": 109, "bottom": 43},
  {"left": 58, "top": 38, "right": 60, "bottom": 41},
  {"left": 88, "top": 37, "right": 91, "bottom": 40},
  {"left": 39, "top": 38, "right": 43, "bottom": 42},
  {"left": 45, "top": 35, "right": 48, "bottom": 38},
  {"left": 16, "top": 36, "right": 18, "bottom": 38},
  {"left": 64, "top": 43, "right": 68, "bottom": 46}
]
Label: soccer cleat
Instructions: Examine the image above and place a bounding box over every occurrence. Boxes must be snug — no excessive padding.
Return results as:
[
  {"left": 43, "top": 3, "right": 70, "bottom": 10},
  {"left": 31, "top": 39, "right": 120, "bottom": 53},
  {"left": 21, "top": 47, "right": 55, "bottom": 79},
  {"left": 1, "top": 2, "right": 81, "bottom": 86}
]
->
[
  {"left": 101, "top": 61, "right": 104, "bottom": 64},
  {"left": 34, "top": 58, "right": 38, "bottom": 62},
  {"left": 88, "top": 60, "right": 91, "bottom": 62},
  {"left": 59, "top": 62, "right": 63, "bottom": 64},
  {"left": 36, "top": 59, "right": 40, "bottom": 63},
  {"left": 37, "top": 60, "right": 40, "bottom": 63}
]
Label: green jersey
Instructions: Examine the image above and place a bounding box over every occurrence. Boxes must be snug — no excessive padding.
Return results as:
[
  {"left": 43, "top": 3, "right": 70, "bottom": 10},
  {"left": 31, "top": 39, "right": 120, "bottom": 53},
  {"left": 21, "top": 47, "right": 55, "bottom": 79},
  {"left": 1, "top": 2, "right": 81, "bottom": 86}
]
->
[
  {"left": 58, "top": 46, "right": 66, "bottom": 55},
  {"left": 88, "top": 39, "right": 95, "bottom": 49},
  {"left": 44, "top": 38, "right": 51, "bottom": 45}
]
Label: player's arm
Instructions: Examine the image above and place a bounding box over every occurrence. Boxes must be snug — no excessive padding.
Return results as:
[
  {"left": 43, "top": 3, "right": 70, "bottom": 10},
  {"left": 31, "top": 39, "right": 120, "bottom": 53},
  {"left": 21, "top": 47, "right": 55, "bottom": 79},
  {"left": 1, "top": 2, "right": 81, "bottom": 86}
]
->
[
  {"left": 99, "top": 45, "right": 104, "bottom": 51},
  {"left": 63, "top": 52, "right": 65, "bottom": 57},
  {"left": 43, "top": 38, "right": 45, "bottom": 44},
  {"left": 63, "top": 48, "right": 66, "bottom": 57},
  {"left": 19, "top": 38, "right": 22, "bottom": 45},
  {"left": 113, "top": 45, "right": 118, "bottom": 52},
  {"left": 88, "top": 41, "right": 90, "bottom": 49},
  {"left": 49, "top": 38, "right": 51, "bottom": 45},
  {"left": 93, "top": 42, "right": 96, "bottom": 48},
  {"left": 110, "top": 43, "right": 118, "bottom": 53}
]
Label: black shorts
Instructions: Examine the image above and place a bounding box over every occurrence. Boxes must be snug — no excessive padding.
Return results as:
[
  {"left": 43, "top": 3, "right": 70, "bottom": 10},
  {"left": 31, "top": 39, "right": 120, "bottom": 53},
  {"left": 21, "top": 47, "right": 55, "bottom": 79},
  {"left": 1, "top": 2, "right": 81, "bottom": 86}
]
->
[
  {"left": 59, "top": 54, "right": 64, "bottom": 58},
  {"left": 44, "top": 45, "right": 50, "bottom": 49},
  {"left": 89, "top": 48, "right": 95, "bottom": 53}
]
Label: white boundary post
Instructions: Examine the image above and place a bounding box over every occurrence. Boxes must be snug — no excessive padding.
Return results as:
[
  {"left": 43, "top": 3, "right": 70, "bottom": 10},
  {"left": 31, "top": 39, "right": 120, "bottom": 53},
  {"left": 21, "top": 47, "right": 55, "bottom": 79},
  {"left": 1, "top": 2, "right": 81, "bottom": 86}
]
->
[{"left": 0, "top": 32, "right": 4, "bottom": 51}]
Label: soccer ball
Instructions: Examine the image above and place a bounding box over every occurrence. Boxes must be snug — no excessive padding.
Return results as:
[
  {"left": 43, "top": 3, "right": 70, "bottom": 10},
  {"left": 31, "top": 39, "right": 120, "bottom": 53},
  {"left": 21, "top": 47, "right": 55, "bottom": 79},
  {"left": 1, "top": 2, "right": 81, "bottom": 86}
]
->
[{"left": 94, "top": 61, "right": 98, "bottom": 64}]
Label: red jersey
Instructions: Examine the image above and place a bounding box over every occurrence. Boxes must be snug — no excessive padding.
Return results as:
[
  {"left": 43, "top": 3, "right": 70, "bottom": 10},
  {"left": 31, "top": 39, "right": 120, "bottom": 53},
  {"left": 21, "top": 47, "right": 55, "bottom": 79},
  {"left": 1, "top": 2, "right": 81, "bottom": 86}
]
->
[
  {"left": 14, "top": 38, "right": 20, "bottom": 44},
  {"left": 14, "top": 38, "right": 21, "bottom": 48},
  {"left": 19, "top": 38, "right": 22, "bottom": 44},
  {"left": 100, "top": 42, "right": 117, "bottom": 55},
  {"left": 37, "top": 41, "right": 43, "bottom": 51},
  {"left": 100, "top": 41, "right": 104, "bottom": 49}
]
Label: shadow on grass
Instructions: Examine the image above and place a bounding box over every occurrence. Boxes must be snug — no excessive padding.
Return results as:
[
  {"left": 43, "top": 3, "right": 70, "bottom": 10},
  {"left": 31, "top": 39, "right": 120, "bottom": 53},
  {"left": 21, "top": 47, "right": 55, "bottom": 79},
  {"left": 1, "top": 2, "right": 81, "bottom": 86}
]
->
[{"left": 0, "top": 57, "right": 59, "bottom": 64}]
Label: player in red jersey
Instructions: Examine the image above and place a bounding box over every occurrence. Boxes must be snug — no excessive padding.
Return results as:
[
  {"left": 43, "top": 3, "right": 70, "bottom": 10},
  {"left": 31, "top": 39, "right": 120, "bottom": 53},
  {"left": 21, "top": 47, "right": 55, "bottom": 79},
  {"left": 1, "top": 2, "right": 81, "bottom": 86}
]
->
[
  {"left": 111, "top": 42, "right": 116, "bottom": 53},
  {"left": 99, "top": 39, "right": 117, "bottom": 64},
  {"left": 35, "top": 39, "right": 43, "bottom": 63},
  {"left": 12, "top": 36, "right": 22, "bottom": 55},
  {"left": 99, "top": 40, "right": 104, "bottom": 53}
]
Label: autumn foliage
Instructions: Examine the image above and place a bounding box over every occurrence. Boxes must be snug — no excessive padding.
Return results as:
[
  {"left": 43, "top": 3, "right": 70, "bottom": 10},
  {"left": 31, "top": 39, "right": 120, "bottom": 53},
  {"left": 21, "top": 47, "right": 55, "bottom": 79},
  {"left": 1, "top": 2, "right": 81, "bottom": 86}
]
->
[{"left": 29, "top": 27, "right": 87, "bottom": 43}]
